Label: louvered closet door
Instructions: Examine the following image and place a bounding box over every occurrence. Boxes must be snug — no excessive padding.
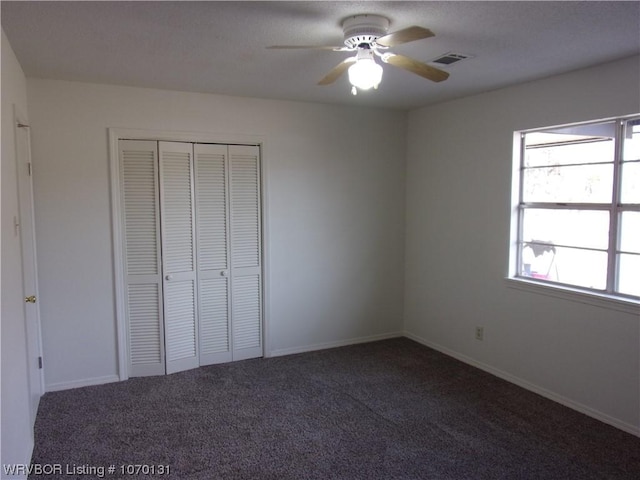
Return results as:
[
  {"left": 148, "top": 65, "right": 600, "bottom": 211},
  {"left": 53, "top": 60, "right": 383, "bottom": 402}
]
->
[
  {"left": 229, "top": 145, "right": 263, "bottom": 361},
  {"left": 119, "top": 140, "right": 166, "bottom": 376},
  {"left": 194, "top": 144, "right": 232, "bottom": 365},
  {"left": 159, "top": 141, "right": 199, "bottom": 374}
]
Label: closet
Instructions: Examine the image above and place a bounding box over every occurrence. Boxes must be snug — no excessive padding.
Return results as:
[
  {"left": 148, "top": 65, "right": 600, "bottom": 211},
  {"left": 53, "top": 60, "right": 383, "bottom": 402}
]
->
[{"left": 118, "top": 140, "right": 263, "bottom": 377}]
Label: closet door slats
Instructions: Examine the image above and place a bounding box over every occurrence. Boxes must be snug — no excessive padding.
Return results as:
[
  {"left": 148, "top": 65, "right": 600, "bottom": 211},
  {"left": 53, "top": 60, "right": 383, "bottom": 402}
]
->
[
  {"left": 230, "top": 150, "right": 261, "bottom": 269},
  {"left": 199, "top": 278, "right": 230, "bottom": 356},
  {"left": 195, "top": 144, "right": 232, "bottom": 365},
  {"left": 232, "top": 275, "right": 262, "bottom": 351},
  {"left": 196, "top": 148, "right": 228, "bottom": 271},
  {"left": 121, "top": 140, "right": 263, "bottom": 376},
  {"left": 120, "top": 140, "right": 165, "bottom": 376},
  {"left": 230, "top": 145, "right": 263, "bottom": 360},
  {"left": 159, "top": 141, "right": 199, "bottom": 374},
  {"left": 161, "top": 149, "right": 195, "bottom": 273},
  {"left": 128, "top": 284, "right": 162, "bottom": 365}
]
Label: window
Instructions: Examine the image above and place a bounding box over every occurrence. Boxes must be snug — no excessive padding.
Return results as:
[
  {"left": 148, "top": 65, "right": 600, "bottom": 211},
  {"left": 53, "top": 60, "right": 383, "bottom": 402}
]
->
[{"left": 511, "top": 115, "right": 640, "bottom": 301}]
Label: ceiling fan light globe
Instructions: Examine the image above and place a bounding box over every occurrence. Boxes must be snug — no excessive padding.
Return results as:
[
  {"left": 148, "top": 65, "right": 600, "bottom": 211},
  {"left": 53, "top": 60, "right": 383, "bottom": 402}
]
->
[{"left": 348, "top": 59, "right": 383, "bottom": 90}]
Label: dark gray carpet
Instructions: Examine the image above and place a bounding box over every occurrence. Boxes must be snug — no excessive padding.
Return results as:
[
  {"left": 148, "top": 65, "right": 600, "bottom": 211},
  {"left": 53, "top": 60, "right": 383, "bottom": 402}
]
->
[{"left": 30, "top": 338, "right": 640, "bottom": 479}]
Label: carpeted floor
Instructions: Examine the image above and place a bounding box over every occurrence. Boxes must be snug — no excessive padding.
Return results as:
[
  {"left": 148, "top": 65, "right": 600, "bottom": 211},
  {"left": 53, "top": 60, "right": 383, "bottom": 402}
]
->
[{"left": 30, "top": 338, "right": 640, "bottom": 479}]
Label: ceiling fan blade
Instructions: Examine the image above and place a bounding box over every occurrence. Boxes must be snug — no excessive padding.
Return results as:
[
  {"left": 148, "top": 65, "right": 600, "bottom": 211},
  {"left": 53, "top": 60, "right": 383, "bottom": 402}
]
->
[
  {"left": 318, "top": 57, "right": 357, "bottom": 85},
  {"left": 384, "top": 53, "right": 449, "bottom": 82},
  {"left": 375, "top": 26, "right": 435, "bottom": 47},
  {"left": 267, "top": 45, "right": 345, "bottom": 51}
]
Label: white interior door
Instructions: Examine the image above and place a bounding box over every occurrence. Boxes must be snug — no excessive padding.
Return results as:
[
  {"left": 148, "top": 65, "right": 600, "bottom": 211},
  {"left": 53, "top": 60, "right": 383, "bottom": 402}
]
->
[
  {"left": 159, "top": 141, "right": 199, "bottom": 374},
  {"left": 14, "top": 112, "right": 43, "bottom": 423},
  {"left": 229, "top": 145, "right": 263, "bottom": 361},
  {"left": 119, "top": 139, "right": 263, "bottom": 377},
  {"left": 120, "top": 140, "right": 165, "bottom": 376},
  {"left": 194, "top": 144, "right": 232, "bottom": 365}
]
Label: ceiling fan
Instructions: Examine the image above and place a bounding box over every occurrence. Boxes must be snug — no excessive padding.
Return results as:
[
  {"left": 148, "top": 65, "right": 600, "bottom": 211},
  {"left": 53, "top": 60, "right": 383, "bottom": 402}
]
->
[{"left": 268, "top": 14, "right": 449, "bottom": 95}]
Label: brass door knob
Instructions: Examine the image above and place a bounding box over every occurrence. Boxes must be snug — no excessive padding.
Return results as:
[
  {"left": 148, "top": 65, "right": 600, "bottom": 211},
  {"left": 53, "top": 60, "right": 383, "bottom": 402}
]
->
[{"left": 25, "top": 295, "right": 36, "bottom": 303}]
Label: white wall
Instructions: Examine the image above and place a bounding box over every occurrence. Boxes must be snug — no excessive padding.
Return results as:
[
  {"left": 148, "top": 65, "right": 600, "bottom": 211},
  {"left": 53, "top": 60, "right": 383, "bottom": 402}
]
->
[
  {"left": 25, "top": 79, "right": 407, "bottom": 389},
  {"left": 1, "top": 29, "right": 34, "bottom": 473},
  {"left": 18, "top": 44, "right": 638, "bottom": 444},
  {"left": 405, "top": 55, "right": 640, "bottom": 434}
]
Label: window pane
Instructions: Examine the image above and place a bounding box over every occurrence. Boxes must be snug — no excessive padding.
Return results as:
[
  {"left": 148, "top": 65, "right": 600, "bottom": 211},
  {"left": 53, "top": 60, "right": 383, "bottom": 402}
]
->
[
  {"left": 622, "top": 119, "right": 640, "bottom": 161},
  {"left": 525, "top": 137, "right": 614, "bottom": 167},
  {"left": 522, "top": 209, "right": 609, "bottom": 250},
  {"left": 515, "top": 117, "right": 638, "bottom": 299},
  {"left": 522, "top": 164, "right": 613, "bottom": 203},
  {"left": 620, "top": 162, "right": 640, "bottom": 204},
  {"left": 520, "top": 245, "right": 607, "bottom": 290},
  {"left": 617, "top": 253, "right": 640, "bottom": 297},
  {"left": 619, "top": 212, "right": 640, "bottom": 254}
]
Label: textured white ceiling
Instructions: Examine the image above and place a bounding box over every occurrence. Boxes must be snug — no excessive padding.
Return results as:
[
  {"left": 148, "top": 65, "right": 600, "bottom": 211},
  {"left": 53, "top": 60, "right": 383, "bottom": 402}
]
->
[{"left": 2, "top": 1, "right": 639, "bottom": 110}]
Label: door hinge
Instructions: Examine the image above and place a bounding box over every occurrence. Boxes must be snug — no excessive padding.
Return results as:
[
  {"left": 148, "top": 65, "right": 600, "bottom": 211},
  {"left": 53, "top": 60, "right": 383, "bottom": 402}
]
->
[
  {"left": 28, "top": 162, "right": 32, "bottom": 176},
  {"left": 38, "top": 356, "right": 43, "bottom": 369}
]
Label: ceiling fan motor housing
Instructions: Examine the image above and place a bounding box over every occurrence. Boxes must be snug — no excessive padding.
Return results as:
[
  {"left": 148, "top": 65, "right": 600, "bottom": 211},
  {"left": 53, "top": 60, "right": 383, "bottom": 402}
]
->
[{"left": 342, "top": 14, "right": 390, "bottom": 48}]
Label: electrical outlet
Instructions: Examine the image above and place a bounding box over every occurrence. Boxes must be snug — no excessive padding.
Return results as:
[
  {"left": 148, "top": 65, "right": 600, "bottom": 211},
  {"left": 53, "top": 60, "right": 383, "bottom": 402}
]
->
[{"left": 475, "top": 326, "right": 484, "bottom": 341}]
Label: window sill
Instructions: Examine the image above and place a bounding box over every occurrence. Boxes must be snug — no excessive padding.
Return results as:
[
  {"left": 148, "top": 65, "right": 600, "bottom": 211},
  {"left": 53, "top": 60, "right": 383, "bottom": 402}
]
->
[{"left": 504, "top": 277, "right": 640, "bottom": 315}]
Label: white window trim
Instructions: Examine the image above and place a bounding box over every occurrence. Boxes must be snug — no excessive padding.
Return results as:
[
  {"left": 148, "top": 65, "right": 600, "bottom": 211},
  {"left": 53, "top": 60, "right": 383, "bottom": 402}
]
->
[{"left": 508, "top": 115, "right": 640, "bottom": 308}]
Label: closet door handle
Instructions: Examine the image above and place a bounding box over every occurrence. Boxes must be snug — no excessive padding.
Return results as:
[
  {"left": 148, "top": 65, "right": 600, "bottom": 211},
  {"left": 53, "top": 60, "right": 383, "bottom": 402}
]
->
[
  {"left": 220, "top": 270, "right": 228, "bottom": 277},
  {"left": 165, "top": 274, "right": 174, "bottom": 281}
]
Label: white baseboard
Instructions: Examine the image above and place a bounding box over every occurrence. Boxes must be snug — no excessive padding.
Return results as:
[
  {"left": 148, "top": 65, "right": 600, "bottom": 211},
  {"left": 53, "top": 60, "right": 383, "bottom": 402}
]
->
[
  {"left": 403, "top": 331, "right": 639, "bottom": 437},
  {"left": 45, "top": 374, "right": 120, "bottom": 393},
  {"left": 268, "top": 331, "right": 404, "bottom": 358}
]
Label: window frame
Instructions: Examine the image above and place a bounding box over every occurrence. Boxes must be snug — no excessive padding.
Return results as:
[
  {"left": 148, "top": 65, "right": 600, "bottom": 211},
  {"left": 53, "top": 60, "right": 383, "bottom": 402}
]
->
[{"left": 508, "top": 114, "right": 640, "bottom": 309}]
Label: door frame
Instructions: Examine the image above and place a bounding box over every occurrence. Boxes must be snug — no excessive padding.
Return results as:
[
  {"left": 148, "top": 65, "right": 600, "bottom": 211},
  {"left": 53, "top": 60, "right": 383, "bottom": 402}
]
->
[
  {"left": 14, "top": 106, "right": 45, "bottom": 420},
  {"left": 108, "top": 128, "right": 270, "bottom": 380}
]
